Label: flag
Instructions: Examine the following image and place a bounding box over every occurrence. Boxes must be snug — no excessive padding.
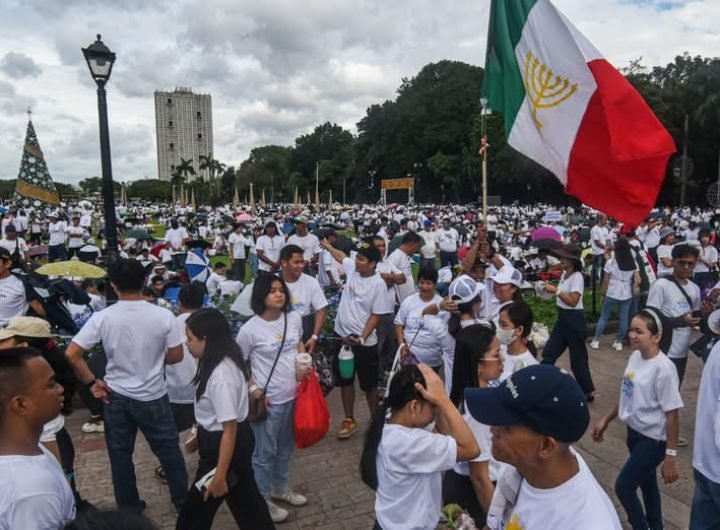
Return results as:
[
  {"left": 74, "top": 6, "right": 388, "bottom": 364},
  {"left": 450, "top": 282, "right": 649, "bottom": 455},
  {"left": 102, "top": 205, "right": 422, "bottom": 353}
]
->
[
  {"left": 483, "top": 0, "right": 675, "bottom": 225},
  {"left": 15, "top": 119, "right": 60, "bottom": 205}
]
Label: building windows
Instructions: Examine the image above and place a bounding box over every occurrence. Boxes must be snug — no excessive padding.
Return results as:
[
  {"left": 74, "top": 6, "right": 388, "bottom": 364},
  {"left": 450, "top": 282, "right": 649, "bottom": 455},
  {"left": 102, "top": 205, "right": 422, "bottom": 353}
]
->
[
  {"left": 168, "top": 120, "right": 173, "bottom": 128},
  {"left": 171, "top": 164, "right": 175, "bottom": 170},
  {"left": 197, "top": 133, "right": 202, "bottom": 140},
  {"left": 167, "top": 98, "right": 172, "bottom": 105},
  {"left": 169, "top": 142, "right": 174, "bottom": 150},
  {"left": 196, "top": 111, "right": 202, "bottom": 119}
]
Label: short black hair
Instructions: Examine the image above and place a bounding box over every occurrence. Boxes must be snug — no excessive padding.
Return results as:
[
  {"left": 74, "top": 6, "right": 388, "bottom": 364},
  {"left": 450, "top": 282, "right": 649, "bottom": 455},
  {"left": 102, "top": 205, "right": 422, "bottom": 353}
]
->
[
  {"left": 0, "top": 348, "right": 41, "bottom": 425},
  {"left": 417, "top": 266, "right": 438, "bottom": 284},
  {"left": 108, "top": 258, "right": 147, "bottom": 292},
  {"left": 151, "top": 275, "right": 165, "bottom": 285},
  {"left": 251, "top": 273, "right": 292, "bottom": 314},
  {"left": 214, "top": 262, "right": 227, "bottom": 270},
  {"left": 401, "top": 232, "right": 423, "bottom": 246},
  {"left": 672, "top": 244, "right": 700, "bottom": 260},
  {"left": 179, "top": 283, "right": 206, "bottom": 310},
  {"left": 80, "top": 278, "right": 97, "bottom": 290},
  {"left": 280, "top": 244, "right": 304, "bottom": 263}
]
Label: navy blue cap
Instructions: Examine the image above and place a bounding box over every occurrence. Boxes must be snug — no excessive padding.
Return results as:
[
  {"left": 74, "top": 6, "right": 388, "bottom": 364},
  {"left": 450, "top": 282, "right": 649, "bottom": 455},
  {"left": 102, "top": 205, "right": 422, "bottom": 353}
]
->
[{"left": 465, "top": 364, "right": 589, "bottom": 443}]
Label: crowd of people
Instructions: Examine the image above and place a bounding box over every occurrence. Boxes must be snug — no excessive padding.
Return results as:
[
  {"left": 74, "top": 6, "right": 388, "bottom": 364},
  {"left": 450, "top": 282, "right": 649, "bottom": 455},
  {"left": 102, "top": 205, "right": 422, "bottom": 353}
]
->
[{"left": 3, "top": 198, "right": 720, "bottom": 529}]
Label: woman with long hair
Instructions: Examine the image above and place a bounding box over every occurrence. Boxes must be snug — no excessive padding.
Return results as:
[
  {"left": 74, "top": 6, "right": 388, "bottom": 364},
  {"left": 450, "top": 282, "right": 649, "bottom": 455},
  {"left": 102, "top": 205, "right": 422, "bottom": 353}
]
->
[
  {"left": 497, "top": 301, "right": 539, "bottom": 381},
  {"left": 444, "top": 326, "right": 504, "bottom": 527},
  {"left": 592, "top": 308, "right": 681, "bottom": 530},
  {"left": 176, "top": 308, "right": 273, "bottom": 530},
  {"left": 541, "top": 245, "right": 596, "bottom": 401},
  {"left": 591, "top": 238, "right": 641, "bottom": 351},
  {"left": 235, "top": 274, "right": 306, "bottom": 524},
  {"left": 360, "top": 364, "right": 479, "bottom": 530}
]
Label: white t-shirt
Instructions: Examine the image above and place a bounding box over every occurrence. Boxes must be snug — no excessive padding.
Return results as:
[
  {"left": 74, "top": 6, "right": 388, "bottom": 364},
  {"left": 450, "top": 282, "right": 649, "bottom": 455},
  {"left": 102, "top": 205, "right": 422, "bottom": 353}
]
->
[
  {"left": 334, "top": 258, "right": 388, "bottom": 346},
  {"left": 375, "top": 261, "right": 401, "bottom": 315},
  {"left": 72, "top": 300, "right": 183, "bottom": 401},
  {"left": 39, "top": 414, "right": 65, "bottom": 444},
  {"left": 317, "top": 249, "right": 340, "bottom": 287},
  {"left": 286, "top": 273, "right": 328, "bottom": 318},
  {"left": 618, "top": 350, "right": 683, "bottom": 441},
  {"left": 256, "top": 234, "right": 285, "bottom": 271},
  {"left": 66, "top": 225, "right": 85, "bottom": 248},
  {"left": 495, "top": 452, "right": 621, "bottom": 530},
  {"left": 437, "top": 227, "right": 459, "bottom": 252},
  {"left": 693, "top": 341, "right": 720, "bottom": 483},
  {"left": 165, "top": 226, "right": 189, "bottom": 253},
  {"left": 375, "top": 424, "right": 457, "bottom": 530},
  {"left": 387, "top": 249, "right": 415, "bottom": 304},
  {"left": 159, "top": 248, "right": 173, "bottom": 264},
  {"left": 195, "top": 357, "right": 248, "bottom": 431},
  {"left": 286, "top": 233, "right": 320, "bottom": 261},
  {"left": 500, "top": 350, "right": 538, "bottom": 382},
  {"left": 454, "top": 407, "right": 505, "bottom": 481},
  {"left": 696, "top": 245, "right": 719, "bottom": 274},
  {"left": 166, "top": 313, "right": 199, "bottom": 404},
  {"left": 656, "top": 244, "right": 674, "bottom": 277},
  {"left": 418, "top": 230, "right": 438, "bottom": 258},
  {"left": 0, "top": 237, "right": 28, "bottom": 256},
  {"left": 0, "top": 274, "right": 29, "bottom": 326},
  {"left": 394, "top": 293, "right": 444, "bottom": 367},
  {"left": 646, "top": 277, "right": 700, "bottom": 359},
  {"left": 47, "top": 221, "right": 67, "bottom": 246},
  {"left": 228, "top": 232, "right": 251, "bottom": 259},
  {"left": 590, "top": 225, "right": 608, "bottom": 255},
  {"left": 206, "top": 272, "right": 225, "bottom": 296},
  {"left": 645, "top": 227, "right": 661, "bottom": 249},
  {"left": 556, "top": 271, "right": 584, "bottom": 310},
  {"left": 0, "top": 445, "right": 76, "bottom": 530},
  {"left": 236, "top": 311, "right": 302, "bottom": 405},
  {"left": 604, "top": 259, "right": 635, "bottom": 301}
]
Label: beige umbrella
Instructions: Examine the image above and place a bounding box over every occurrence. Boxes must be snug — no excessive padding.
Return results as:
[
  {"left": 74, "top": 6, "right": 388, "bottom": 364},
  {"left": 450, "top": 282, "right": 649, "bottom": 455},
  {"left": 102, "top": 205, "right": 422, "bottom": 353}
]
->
[
  {"left": 191, "top": 188, "right": 196, "bottom": 210},
  {"left": 180, "top": 184, "right": 185, "bottom": 206},
  {"left": 260, "top": 189, "right": 266, "bottom": 207},
  {"left": 37, "top": 260, "right": 106, "bottom": 279},
  {"left": 315, "top": 187, "right": 320, "bottom": 208},
  {"left": 121, "top": 183, "right": 128, "bottom": 206},
  {"left": 328, "top": 189, "right": 333, "bottom": 210},
  {"left": 233, "top": 185, "right": 239, "bottom": 207},
  {"left": 249, "top": 182, "right": 256, "bottom": 214},
  {"left": 306, "top": 191, "right": 311, "bottom": 205},
  {"left": 172, "top": 184, "right": 176, "bottom": 205}
]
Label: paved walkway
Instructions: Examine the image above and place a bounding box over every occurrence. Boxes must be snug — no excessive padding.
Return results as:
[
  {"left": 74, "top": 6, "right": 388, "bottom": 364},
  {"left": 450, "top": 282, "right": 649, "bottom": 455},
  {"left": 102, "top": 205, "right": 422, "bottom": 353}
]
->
[{"left": 69, "top": 341, "right": 703, "bottom": 529}]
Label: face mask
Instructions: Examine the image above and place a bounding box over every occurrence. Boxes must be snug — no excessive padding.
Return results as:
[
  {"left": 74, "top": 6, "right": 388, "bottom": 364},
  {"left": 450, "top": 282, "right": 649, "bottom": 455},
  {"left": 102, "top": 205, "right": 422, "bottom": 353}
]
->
[{"left": 496, "top": 328, "right": 517, "bottom": 346}]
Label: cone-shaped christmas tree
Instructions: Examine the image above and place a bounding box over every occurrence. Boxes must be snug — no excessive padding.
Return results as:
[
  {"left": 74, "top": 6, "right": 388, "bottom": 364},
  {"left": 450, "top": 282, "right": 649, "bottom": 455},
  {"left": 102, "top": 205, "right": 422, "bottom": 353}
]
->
[{"left": 15, "top": 116, "right": 60, "bottom": 205}]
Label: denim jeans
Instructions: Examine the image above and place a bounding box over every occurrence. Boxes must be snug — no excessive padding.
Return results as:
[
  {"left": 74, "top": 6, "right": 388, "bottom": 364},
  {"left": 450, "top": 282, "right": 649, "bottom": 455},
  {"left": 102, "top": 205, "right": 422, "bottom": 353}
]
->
[
  {"left": 420, "top": 257, "right": 437, "bottom": 271},
  {"left": 48, "top": 244, "right": 68, "bottom": 262},
  {"left": 542, "top": 309, "right": 595, "bottom": 395},
  {"left": 439, "top": 251, "right": 458, "bottom": 268},
  {"left": 103, "top": 393, "right": 188, "bottom": 510},
  {"left": 593, "top": 296, "right": 632, "bottom": 342},
  {"left": 691, "top": 468, "right": 720, "bottom": 530},
  {"left": 250, "top": 399, "right": 296, "bottom": 499},
  {"left": 615, "top": 427, "right": 666, "bottom": 530}
]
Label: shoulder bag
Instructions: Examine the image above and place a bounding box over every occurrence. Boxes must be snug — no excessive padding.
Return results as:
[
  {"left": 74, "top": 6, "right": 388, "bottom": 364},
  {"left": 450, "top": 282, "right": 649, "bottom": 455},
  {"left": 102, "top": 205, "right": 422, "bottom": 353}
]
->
[{"left": 247, "top": 313, "right": 287, "bottom": 422}]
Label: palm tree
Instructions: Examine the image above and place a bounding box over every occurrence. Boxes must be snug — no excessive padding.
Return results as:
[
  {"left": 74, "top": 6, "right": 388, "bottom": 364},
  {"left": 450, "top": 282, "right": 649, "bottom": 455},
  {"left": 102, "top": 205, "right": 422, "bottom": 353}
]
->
[
  {"left": 198, "top": 154, "right": 213, "bottom": 183},
  {"left": 176, "top": 157, "right": 196, "bottom": 183}
]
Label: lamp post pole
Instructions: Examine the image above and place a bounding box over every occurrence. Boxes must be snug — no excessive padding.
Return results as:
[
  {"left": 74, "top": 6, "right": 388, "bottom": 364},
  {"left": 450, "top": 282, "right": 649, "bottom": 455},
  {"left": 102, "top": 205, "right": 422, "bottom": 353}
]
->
[{"left": 480, "top": 97, "right": 490, "bottom": 221}]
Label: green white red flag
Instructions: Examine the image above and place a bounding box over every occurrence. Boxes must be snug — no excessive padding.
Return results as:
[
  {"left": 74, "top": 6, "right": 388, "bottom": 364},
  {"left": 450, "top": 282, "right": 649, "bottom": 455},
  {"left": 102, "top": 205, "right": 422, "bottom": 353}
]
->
[{"left": 483, "top": 0, "right": 675, "bottom": 225}]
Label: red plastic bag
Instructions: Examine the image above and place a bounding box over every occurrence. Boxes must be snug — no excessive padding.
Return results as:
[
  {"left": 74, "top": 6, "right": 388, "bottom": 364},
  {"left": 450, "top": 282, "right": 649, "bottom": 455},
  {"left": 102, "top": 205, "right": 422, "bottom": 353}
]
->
[{"left": 294, "top": 371, "right": 330, "bottom": 449}]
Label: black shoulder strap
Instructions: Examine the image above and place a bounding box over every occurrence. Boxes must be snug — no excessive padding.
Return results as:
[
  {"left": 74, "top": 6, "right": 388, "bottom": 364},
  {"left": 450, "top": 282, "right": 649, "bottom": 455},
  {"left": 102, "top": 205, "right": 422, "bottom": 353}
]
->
[
  {"left": 663, "top": 276, "right": 694, "bottom": 309},
  {"left": 262, "top": 313, "right": 287, "bottom": 393}
]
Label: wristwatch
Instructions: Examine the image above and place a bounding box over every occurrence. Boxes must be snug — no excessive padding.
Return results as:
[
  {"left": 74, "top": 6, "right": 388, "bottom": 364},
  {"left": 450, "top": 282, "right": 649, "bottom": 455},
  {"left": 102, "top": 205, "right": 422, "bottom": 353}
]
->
[{"left": 85, "top": 379, "right": 97, "bottom": 389}]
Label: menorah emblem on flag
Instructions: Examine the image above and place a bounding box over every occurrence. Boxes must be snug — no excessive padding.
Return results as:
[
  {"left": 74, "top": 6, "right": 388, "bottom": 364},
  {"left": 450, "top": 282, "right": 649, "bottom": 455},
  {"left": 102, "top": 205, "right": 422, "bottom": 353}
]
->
[{"left": 523, "top": 50, "right": 578, "bottom": 129}]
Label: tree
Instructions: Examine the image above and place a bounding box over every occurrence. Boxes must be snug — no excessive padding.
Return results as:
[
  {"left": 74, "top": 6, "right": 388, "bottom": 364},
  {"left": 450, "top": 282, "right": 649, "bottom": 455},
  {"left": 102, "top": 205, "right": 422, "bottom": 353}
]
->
[
  {"left": 171, "top": 158, "right": 195, "bottom": 188},
  {"left": 127, "top": 179, "right": 172, "bottom": 200}
]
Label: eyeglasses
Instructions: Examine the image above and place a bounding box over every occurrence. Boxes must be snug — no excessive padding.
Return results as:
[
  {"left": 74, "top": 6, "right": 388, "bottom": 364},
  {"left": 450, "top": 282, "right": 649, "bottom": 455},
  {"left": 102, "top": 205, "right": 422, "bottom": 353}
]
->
[{"left": 675, "top": 260, "right": 697, "bottom": 269}]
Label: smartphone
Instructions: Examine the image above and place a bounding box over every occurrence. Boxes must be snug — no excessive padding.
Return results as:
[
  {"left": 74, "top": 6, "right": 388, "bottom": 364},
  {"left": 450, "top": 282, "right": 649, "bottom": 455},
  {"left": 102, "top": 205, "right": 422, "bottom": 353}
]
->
[{"left": 692, "top": 310, "right": 702, "bottom": 319}]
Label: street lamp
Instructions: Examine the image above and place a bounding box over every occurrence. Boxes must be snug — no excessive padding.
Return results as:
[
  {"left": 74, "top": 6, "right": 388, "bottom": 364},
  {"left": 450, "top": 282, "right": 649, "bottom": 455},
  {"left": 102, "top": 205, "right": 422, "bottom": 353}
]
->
[{"left": 82, "top": 34, "right": 119, "bottom": 265}]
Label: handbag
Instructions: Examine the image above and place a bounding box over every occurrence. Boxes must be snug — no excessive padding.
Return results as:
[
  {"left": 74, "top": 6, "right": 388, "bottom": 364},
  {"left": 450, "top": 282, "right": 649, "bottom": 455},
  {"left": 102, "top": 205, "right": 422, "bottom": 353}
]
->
[{"left": 247, "top": 314, "right": 287, "bottom": 422}]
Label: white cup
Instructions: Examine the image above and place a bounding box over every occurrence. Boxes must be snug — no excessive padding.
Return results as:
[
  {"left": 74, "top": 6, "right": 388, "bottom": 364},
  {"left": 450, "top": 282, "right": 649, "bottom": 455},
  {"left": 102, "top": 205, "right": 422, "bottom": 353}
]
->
[{"left": 296, "top": 353, "right": 313, "bottom": 381}]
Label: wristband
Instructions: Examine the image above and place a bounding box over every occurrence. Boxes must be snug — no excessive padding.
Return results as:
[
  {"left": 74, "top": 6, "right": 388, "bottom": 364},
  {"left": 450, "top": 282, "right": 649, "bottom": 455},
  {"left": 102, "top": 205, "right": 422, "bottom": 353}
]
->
[
  {"left": 665, "top": 448, "right": 678, "bottom": 457},
  {"left": 310, "top": 334, "right": 319, "bottom": 341},
  {"left": 358, "top": 336, "right": 365, "bottom": 345},
  {"left": 400, "top": 343, "right": 407, "bottom": 349},
  {"left": 249, "top": 384, "right": 259, "bottom": 395},
  {"left": 85, "top": 379, "right": 97, "bottom": 389}
]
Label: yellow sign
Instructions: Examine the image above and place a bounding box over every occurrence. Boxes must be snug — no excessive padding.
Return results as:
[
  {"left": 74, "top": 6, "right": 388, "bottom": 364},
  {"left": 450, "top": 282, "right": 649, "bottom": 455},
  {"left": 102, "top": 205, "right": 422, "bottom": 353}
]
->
[
  {"left": 380, "top": 178, "right": 414, "bottom": 190},
  {"left": 523, "top": 50, "right": 578, "bottom": 129}
]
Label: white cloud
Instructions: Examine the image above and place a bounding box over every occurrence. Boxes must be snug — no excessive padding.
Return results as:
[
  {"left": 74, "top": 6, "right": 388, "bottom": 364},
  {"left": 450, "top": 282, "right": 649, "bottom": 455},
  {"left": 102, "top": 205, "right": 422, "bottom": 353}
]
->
[{"left": 0, "top": 0, "right": 716, "bottom": 184}]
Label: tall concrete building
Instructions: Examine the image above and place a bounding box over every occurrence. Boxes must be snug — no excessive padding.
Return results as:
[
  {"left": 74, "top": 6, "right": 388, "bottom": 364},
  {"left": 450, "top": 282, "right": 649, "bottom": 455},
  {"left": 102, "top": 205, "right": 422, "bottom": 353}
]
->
[{"left": 154, "top": 87, "right": 213, "bottom": 182}]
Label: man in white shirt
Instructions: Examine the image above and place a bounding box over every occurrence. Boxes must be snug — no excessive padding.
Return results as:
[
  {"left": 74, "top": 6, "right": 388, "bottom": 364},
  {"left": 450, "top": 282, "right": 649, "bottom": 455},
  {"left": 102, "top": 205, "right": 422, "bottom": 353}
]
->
[
  {"left": 228, "top": 224, "right": 251, "bottom": 281},
  {"left": 205, "top": 262, "right": 228, "bottom": 297},
  {"left": 66, "top": 258, "right": 188, "bottom": 512},
  {"left": 47, "top": 212, "right": 68, "bottom": 262},
  {"left": 387, "top": 232, "right": 422, "bottom": 305},
  {"left": 66, "top": 215, "right": 86, "bottom": 258},
  {"left": 256, "top": 221, "right": 285, "bottom": 274},
  {"left": 590, "top": 215, "right": 609, "bottom": 281},
  {"left": 0, "top": 248, "right": 44, "bottom": 327},
  {"left": 287, "top": 216, "right": 320, "bottom": 274},
  {"left": 0, "top": 348, "right": 75, "bottom": 529},
  {"left": 466, "top": 364, "right": 622, "bottom": 530},
  {"left": 437, "top": 217, "right": 460, "bottom": 268},
  {"left": 165, "top": 218, "right": 189, "bottom": 271},
  {"left": 691, "top": 341, "right": 720, "bottom": 528},
  {"left": 0, "top": 225, "right": 28, "bottom": 266},
  {"left": 418, "top": 220, "right": 439, "bottom": 270},
  {"left": 317, "top": 230, "right": 341, "bottom": 288}
]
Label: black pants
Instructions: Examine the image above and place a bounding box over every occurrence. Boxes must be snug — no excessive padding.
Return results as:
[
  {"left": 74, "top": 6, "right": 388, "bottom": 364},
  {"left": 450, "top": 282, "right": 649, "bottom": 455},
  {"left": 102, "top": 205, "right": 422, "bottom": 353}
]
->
[
  {"left": 670, "top": 356, "right": 688, "bottom": 387},
  {"left": 176, "top": 422, "right": 274, "bottom": 530},
  {"left": 442, "top": 469, "right": 486, "bottom": 526},
  {"left": 56, "top": 427, "right": 82, "bottom": 501},
  {"left": 542, "top": 309, "right": 595, "bottom": 395},
  {"left": 231, "top": 259, "right": 246, "bottom": 281},
  {"left": 76, "top": 350, "right": 107, "bottom": 417}
]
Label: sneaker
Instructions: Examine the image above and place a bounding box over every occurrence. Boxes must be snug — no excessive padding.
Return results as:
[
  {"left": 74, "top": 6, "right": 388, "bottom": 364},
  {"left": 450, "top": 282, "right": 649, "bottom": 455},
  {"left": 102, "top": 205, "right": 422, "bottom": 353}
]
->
[
  {"left": 266, "top": 500, "right": 289, "bottom": 523},
  {"left": 272, "top": 490, "right": 308, "bottom": 507},
  {"left": 590, "top": 339, "right": 600, "bottom": 350},
  {"left": 81, "top": 418, "right": 104, "bottom": 434},
  {"left": 612, "top": 341, "right": 623, "bottom": 351},
  {"left": 678, "top": 436, "right": 689, "bottom": 447},
  {"left": 337, "top": 418, "right": 359, "bottom": 440}
]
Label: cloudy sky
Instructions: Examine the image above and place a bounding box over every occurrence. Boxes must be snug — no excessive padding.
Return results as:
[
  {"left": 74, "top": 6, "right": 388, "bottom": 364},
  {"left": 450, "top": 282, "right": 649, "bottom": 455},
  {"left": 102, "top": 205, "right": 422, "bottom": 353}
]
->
[{"left": 0, "top": 0, "right": 718, "bottom": 184}]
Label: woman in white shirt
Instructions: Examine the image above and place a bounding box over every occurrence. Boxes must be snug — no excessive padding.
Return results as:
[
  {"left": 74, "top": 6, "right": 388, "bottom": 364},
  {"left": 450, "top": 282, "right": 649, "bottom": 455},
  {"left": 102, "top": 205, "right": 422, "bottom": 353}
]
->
[
  {"left": 497, "top": 301, "right": 539, "bottom": 381},
  {"left": 591, "top": 308, "right": 682, "bottom": 530},
  {"left": 591, "top": 238, "right": 640, "bottom": 352},
  {"left": 540, "top": 244, "right": 596, "bottom": 401},
  {"left": 236, "top": 274, "right": 307, "bottom": 524},
  {"left": 177, "top": 308, "right": 273, "bottom": 530},
  {"left": 444, "top": 326, "right": 504, "bottom": 527},
  {"left": 655, "top": 228, "right": 676, "bottom": 277},
  {"left": 360, "top": 364, "right": 479, "bottom": 530},
  {"left": 695, "top": 229, "right": 718, "bottom": 299},
  {"left": 256, "top": 221, "right": 285, "bottom": 273}
]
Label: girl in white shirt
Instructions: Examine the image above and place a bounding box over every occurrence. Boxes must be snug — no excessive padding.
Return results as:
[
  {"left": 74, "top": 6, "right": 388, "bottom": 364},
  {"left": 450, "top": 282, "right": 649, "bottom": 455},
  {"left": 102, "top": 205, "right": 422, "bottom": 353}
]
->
[
  {"left": 360, "top": 364, "right": 479, "bottom": 530},
  {"left": 497, "top": 302, "right": 539, "bottom": 381},
  {"left": 592, "top": 308, "right": 682, "bottom": 530},
  {"left": 177, "top": 308, "right": 273, "bottom": 530},
  {"left": 444, "top": 326, "right": 504, "bottom": 527}
]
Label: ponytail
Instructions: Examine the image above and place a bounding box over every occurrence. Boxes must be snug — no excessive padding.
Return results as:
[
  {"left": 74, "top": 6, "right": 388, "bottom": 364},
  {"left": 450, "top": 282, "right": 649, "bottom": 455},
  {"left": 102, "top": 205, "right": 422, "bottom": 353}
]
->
[{"left": 359, "top": 365, "right": 426, "bottom": 490}]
